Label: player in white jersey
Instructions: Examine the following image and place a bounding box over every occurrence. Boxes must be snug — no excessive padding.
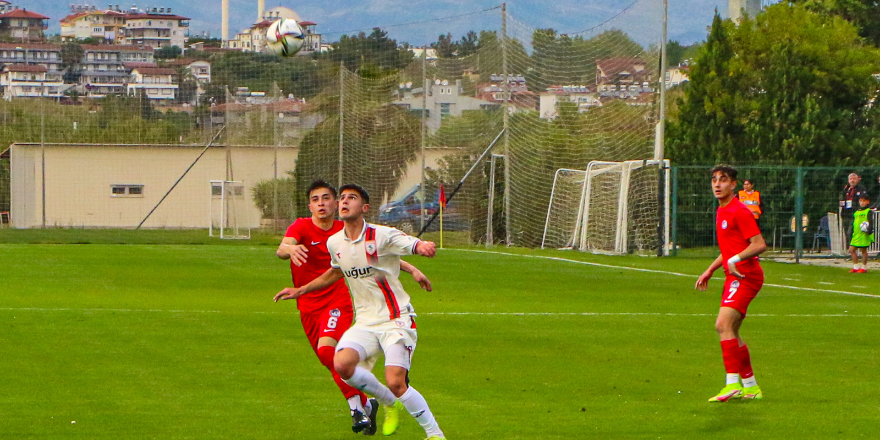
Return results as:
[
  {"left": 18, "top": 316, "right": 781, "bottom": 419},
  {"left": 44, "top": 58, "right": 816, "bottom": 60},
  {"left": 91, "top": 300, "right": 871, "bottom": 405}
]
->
[{"left": 274, "top": 184, "right": 446, "bottom": 440}]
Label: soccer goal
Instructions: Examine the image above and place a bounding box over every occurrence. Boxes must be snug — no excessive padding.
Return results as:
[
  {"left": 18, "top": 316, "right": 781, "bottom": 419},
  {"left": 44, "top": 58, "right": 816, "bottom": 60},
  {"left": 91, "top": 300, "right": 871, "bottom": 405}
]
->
[
  {"left": 541, "top": 160, "right": 670, "bottom": 255},
  {"left": 209, "top": 180, "right": 251, "bottom": 239}
]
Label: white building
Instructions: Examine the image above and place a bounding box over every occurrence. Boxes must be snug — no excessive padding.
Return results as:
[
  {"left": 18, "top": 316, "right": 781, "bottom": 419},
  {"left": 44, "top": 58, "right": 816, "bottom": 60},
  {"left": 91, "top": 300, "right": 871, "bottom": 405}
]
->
[
  {"left": 664, "top": 66, "right": 690, "bottom": 89},
  {"left": 0, "top": 64, "right": 63, "bottom": 99},
  {"left": 0, "top": 42, "right": 62, "bottom": 72},
  {"left": 121, "top": 9, "right": 190, "bottom": 49},
  {"left": 226, "top": 19, "right": 273, "bottom": 52},
  {"left": 127, "top": 67, "right": 177, "bottom": 101},
  {"left": 539, "top": 85, "right": 601, "bottom": 120},
  {"left": 393, "top": 79, "right": 498, "bottom": 132}
]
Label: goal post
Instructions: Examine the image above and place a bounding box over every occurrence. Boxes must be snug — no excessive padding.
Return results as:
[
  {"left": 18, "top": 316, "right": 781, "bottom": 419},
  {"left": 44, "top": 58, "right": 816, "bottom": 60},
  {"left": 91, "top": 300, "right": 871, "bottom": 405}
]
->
[
  {"left": 209, "top": 180, "right": 251, "bottom": 239},
  {"left": 542, "top": 160, "right": 670, "bottom": 255}
]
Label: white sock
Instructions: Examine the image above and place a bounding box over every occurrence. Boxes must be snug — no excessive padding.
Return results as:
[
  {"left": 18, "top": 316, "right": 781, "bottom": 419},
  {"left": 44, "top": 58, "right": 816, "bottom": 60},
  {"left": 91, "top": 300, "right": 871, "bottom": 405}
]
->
[
  {"left": 347, "top": 395, "right": 365, "bottom": 414},
  {"left": 726, "top": 373, "right": 741, "bottom": 386},
  {"left": 344, "top": 367, "right": 396, "bottom": 407},
  {"left": 400, "top": 386, "right": 444, "bottom": 438},
  {"left": 742, "top": 376, "right": 758, "bottom": 388}
]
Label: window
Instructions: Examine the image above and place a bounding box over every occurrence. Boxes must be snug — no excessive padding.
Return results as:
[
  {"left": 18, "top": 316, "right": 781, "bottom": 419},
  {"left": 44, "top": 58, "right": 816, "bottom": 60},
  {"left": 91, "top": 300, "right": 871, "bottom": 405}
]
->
[
  {"left": 440, "top": 103, "right": 451, "bottom": 117},
  {"left": 162, "top": 89, "right": 172, "bottom": 95},
  {"left": 111, "top": 184, "right": 144, "bottom": 197}
]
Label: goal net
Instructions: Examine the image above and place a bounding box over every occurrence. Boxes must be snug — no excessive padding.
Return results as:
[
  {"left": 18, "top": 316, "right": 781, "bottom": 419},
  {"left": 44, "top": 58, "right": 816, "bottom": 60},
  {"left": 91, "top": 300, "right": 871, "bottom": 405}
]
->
[
  {"left": 542, "top": 160, "right": 670, "bottom": 255},
  {"left": 209, "top": 180, "right": 250, "bottom": 239}
]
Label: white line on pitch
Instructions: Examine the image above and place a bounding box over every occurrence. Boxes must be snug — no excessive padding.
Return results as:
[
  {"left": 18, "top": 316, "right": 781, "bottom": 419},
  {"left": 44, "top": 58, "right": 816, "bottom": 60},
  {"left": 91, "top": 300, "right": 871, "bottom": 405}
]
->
[
  {"left": 0, "top": 308, "right": 877, "bottom": 318},
  {"left": 448, "top": 249, "right": 880, "bottom": 299}
]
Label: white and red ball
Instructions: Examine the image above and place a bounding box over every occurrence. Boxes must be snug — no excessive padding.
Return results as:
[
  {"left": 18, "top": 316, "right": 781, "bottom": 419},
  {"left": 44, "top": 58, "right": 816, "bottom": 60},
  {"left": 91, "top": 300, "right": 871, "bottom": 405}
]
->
[{"left": 266, "top": 19, "right": 304, "bottom": 57}]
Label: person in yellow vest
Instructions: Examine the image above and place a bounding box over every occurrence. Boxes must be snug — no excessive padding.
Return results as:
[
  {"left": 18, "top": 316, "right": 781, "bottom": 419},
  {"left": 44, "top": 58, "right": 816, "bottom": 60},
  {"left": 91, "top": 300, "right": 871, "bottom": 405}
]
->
[
  {"left": 849, "top": 194, "right": 874, "bottom": 273},
  {"left": 737, "top": 179, "right": 762, "bottom": 222}
]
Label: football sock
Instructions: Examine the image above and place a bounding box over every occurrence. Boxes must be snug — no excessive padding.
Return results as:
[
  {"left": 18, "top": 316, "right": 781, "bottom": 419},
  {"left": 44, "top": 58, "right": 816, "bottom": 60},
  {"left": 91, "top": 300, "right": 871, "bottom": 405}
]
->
[
  {"left": 738, "top": 343, "right": 757, "bottom": 388},
  {"left": 720, "top": 339, "right": 741, "bottom": 384},
  {"left": 316, "top": 346, "right": 366, "bottom": 405},
  {"left": 347, "top": 395, "right": 365, "bottom": 414},
  {"left": 344, "top": 367, "right": 396, "bottom": 407},
  {"left": 400, "top": 386, "right": 444, "bottom": 438}
]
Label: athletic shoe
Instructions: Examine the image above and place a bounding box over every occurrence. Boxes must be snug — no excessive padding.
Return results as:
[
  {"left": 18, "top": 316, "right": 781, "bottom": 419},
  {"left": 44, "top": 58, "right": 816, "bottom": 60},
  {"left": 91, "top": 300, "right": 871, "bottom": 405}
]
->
[
  {"left": 857, "top": 268, "right": 868, "bottom": 273},
  {"left": 708, "top": 384, "right": 743, "bottom": 402},
  {"left": 352, "top": 409, "right": 371, "bottom": 434},
  {"left": 425, "top": 437, "right": 446, "bottom": 440},
  {"left": 363, "top": 398, "right": 379, "bottom": 436},
  {"left": 741, "top": 385, "right": 763, "bottom": 400},
  {"left": 383, "top": 400, "right": 404, "bottom": 436},
  {"left": 850, "top": 268, "right": 859, "bottom": 273}
]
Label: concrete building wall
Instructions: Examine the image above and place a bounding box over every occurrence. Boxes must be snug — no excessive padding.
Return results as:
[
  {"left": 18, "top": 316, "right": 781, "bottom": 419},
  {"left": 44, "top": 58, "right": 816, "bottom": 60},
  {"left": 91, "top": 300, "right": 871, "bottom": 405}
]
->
[{"left": 10, "top": 144, "right": 298, "bottom": 228}]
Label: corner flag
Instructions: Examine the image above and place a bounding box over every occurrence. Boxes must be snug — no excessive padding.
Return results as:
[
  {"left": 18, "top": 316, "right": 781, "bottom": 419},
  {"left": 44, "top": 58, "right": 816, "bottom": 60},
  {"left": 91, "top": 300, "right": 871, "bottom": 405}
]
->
[{"left": 439, "top": 184, "right": 446, "bottom": 248}]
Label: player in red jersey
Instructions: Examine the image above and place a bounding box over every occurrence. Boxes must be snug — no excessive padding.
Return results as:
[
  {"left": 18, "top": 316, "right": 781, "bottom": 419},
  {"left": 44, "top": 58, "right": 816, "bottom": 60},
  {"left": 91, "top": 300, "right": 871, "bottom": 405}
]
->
[
  {"left": 275, "top": 180, "right": 431, "bottom": 434},
  {"left": 695, "top": 165, "right": 768, "bottom": 402}
]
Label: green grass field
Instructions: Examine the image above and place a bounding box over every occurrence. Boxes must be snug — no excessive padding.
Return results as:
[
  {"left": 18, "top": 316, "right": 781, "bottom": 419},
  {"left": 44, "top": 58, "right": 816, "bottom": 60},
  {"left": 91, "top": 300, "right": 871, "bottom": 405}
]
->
[{"left": 1, "top": 238, "right": 878, "bottom": 439}]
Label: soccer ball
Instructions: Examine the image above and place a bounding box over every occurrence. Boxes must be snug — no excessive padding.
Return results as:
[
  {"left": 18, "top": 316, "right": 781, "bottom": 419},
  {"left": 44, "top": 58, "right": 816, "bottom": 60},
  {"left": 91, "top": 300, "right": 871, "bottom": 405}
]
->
[
  {"left": 859, "top": 221, "right": 872, "bottom": 233},
  {"left": 266, "top": 19, "right": 304, "bottom": 57}
]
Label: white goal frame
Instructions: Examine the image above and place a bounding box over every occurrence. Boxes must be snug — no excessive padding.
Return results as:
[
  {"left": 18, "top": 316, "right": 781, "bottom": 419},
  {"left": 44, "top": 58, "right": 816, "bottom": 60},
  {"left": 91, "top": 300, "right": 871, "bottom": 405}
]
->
[
  {"left": 541, "top": 160, "right": 671, "bottom": 255},
  {"left": 209, "top": 180, "right": 251, "bottom": 239}
]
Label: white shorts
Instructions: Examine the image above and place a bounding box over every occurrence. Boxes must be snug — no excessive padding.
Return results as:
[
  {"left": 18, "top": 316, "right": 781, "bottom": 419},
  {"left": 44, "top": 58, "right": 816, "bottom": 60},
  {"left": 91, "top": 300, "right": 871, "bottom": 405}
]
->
[{"left": 337, "top": 316, "right": 418, "bottom": 370}]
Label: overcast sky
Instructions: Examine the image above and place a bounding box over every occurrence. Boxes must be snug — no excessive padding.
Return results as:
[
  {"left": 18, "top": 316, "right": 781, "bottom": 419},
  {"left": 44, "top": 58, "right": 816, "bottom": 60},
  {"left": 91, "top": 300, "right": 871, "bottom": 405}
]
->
[{"left": 15, "top": 0, "right": 743, "bottom": 46}]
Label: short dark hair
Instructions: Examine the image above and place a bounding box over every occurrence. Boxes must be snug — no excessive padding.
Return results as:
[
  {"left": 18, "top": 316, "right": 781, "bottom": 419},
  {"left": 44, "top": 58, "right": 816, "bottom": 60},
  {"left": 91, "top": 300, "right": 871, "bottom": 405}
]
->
[
  {"left": 859, "top": 193, "right": 870, "bottom": 200},
  {"left": 306, "top": 180, "right": 336, "bottom": 199},
  {"left": 711, "top": 164, "right": 738, "bottom": 181},
  {"left": 743, "top": 179, "right": 755, "bottom": 185},
  {"left": 339, "top": 183, "right": 369, "bottom": 204}
]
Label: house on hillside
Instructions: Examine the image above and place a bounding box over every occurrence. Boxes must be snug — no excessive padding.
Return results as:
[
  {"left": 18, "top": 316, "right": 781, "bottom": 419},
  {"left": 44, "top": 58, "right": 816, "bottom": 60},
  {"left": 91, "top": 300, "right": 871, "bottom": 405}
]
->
[
  {"left": 127, "top": 66, "right": 177, "bottom": 102},
  {"left": 393, "top": 79, "right": 498, "bottom": 132},
  {"left": 0, "top": 64, "right": 63, "bottom": 99},
  {"left": 0, "top": 7, "right": 49, "bottom": 41}
]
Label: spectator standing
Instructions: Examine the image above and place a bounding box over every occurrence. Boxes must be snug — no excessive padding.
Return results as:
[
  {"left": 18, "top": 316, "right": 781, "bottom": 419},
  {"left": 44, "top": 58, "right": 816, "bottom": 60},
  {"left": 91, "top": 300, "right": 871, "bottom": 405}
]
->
[
  {"left": 737, "top": 179, "right": 762, "bottom": 222},
  {"left": 840, "top": 173, "right": 867, "bottom": 242}
]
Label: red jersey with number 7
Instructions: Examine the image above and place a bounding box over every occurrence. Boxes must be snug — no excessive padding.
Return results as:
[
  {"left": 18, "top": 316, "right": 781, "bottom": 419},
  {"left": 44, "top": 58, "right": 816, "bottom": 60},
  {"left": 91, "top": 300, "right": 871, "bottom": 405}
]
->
[
  {"left": 716, "top": 198, "right": 762, "bottom": 276},
  {"left": 285, "top": 218, "right": 351, "bottom": 314}
]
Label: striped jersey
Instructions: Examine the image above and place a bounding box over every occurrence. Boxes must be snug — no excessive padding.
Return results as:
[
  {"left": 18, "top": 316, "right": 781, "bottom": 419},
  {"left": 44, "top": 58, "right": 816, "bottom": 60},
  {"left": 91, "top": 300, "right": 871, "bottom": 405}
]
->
[{"left": 327, "top": 220, "right": 420, "bottom": 325}]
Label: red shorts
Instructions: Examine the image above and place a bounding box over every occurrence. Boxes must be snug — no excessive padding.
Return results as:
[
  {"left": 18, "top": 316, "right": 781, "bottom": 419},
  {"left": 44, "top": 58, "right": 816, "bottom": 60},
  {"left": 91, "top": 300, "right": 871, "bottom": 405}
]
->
[
  {"left": 720, "top": 272, "right": 763, "bottom": 316},
  {"left": 299, "top": 302, "right": 354, "bottom": 352}
]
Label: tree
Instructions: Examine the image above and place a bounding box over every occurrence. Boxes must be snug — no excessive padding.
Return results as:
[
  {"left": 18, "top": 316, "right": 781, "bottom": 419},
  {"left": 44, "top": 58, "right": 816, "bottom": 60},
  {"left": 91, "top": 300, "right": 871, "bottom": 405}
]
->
[
  {"left": 60, "top": 42, "right": 84, "bottom": 83},
  {"left": 794, "top": 0, "right": 880, "bottom": 46},
  {"left": 155, "top": 45, "right": 182, "bottom": 59},
  {"left": 174, "top": 66, "right": 199, "bottom": 105},
  {"left": 667, "top": 6, "right": 880, "bottom": 166}
]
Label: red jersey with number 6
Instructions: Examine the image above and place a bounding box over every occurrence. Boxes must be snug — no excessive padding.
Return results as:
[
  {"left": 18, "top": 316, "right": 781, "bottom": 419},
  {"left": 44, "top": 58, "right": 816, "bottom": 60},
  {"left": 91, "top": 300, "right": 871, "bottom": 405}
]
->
[
  {"left": 716, "top": 198, "right": 762, "bottom": 276},
  {"left": 285, "top": 218, "right": 351, "bottom": 314}
]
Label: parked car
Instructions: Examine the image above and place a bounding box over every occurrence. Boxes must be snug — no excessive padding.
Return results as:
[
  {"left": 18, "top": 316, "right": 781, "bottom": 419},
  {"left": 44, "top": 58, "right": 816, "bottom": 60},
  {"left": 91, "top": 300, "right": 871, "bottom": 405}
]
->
[{"left": 378, "top": 184, "right": 468, "bottom": 234}]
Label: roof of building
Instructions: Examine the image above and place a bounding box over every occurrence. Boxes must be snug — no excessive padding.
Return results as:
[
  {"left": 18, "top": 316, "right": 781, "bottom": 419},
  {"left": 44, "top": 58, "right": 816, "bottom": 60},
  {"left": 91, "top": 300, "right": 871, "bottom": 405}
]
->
[
  {"left": 0, "top": 42, "right": 61, "bottom": 50},
  {"left": 3, "top": 64, "right": 48, "bottom": 72},
  {"left": 299, "top": 21, "right": 316, "bottom": 26},
  {"left": 596, "top": 57, "right": 649, "bottom": 79},
  {"left": 131, "top": 67, "right": 175, "bottom": 75},
  {"left": 252, "top": 20, "right": 274, "bottom": 29},
  {"left": 165, "top": 58, "right": 209, "bottom": 66},
  {"left": 124, "top": 62, "right": 158, "bottom": 69},
  {"left": 0, "top": 9, "right": 49, "bottom": 19},
  {"left": 60, "top": 10, "right": 127, "bottom": 23}
]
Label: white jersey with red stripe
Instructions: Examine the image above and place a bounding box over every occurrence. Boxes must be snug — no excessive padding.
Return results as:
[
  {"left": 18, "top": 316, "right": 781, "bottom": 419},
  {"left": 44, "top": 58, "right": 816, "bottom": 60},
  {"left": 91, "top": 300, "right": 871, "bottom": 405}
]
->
[{"left": 327, "top": 220, "right": 420, "bottom": 326}]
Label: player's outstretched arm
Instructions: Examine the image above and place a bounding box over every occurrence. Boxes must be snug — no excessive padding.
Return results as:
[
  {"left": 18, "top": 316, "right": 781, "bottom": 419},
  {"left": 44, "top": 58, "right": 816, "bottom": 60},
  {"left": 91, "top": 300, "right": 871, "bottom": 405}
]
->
[
  {"left": 414, "top": 240, "right": 436, "bottom": 258},
  {"left": 274, "top": 268, "right": 344, "bottom": 302},
  {"left": 400, "top": 260, "right": 432, "bottom": 292},
  {"left": 276, "top": 237, "right": 297, "bottom": 260},
  {"left": 696, "top": 255, "right": 723, "bottom": 291}
]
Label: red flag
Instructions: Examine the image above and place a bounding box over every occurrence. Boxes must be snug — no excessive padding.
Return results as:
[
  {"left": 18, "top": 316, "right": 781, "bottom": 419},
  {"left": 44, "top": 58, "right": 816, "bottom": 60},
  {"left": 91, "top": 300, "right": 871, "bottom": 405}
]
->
[{"left": 439, "top": 184, "right": 447, "bottom": 208}]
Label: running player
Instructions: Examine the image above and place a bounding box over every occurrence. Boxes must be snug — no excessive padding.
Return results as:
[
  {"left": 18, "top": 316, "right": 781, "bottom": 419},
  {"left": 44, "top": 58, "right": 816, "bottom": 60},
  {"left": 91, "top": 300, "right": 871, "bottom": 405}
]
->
[
  {"left": 275, "top": 180, "right": 432, "bottom": 434},
  {"left": 275, "top": 183, "right": 446, "bottom": 440},
  {"left": 695, "top": 165, "right": 767, "bottom": 402}
]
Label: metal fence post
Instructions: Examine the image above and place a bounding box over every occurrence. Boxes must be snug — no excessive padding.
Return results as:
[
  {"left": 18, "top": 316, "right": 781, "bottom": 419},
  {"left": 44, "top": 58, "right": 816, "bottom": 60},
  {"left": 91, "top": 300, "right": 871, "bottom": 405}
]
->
[
  {"left": 671, "top": 166, "right": 678, "bottom": 257},
  {"left": 795, "top": 167, "right": 805, "bottom": 263}
]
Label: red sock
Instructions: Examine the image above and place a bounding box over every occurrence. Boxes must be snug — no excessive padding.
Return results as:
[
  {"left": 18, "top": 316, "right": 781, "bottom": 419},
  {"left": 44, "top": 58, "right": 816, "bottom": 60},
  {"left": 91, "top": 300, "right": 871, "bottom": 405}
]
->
[
  {"left": 720, "top": 339, "right": 740, "bottom": 374},
  {"left": 738, "top": 342, "right": 754, "bottom": 379},
  {"left": 316, "top": 345, "right": 367, "bottom": 404}
]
